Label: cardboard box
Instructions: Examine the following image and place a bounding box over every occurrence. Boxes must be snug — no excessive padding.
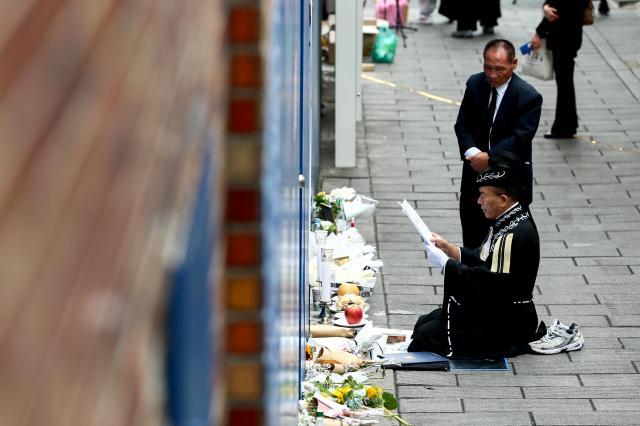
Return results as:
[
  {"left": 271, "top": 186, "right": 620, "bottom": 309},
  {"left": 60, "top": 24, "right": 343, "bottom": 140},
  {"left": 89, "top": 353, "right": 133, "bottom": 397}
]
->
[{"left": 362, "top": 24, "right": 378, "bottom": 58}]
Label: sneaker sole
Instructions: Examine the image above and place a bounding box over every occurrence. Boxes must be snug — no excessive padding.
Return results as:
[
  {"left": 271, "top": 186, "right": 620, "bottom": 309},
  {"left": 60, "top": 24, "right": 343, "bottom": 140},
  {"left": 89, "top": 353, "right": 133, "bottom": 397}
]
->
[{"left": 530, "top": 338, "right": 584, "bottom": 355}]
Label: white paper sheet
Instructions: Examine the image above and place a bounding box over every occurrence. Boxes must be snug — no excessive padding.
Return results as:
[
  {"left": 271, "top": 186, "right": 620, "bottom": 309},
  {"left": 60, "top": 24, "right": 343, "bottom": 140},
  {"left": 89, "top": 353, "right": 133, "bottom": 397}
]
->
[{"left": 399, "top": 199, "right": 434, "bottom": 246}]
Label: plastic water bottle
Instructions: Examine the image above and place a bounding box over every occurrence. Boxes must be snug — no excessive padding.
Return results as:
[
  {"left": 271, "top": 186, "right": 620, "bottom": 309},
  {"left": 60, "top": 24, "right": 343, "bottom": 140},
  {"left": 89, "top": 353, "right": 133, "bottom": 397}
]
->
[{"left": 335, "top": 198, "right": 348, "bottom": 233}]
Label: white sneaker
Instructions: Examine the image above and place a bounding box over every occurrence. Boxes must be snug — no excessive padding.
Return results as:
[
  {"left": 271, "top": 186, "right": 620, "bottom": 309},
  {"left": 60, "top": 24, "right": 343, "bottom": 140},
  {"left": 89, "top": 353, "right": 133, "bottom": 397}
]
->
[{"left": 529, "top": 319, "right": 584, "bottom": 354}]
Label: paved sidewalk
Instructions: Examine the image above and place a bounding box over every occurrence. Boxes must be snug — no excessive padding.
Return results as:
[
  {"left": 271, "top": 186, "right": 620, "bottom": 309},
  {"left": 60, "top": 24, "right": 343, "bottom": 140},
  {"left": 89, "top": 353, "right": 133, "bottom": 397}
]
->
[{"left": 320, "top": 0, "right": 640, "bottom": 424}]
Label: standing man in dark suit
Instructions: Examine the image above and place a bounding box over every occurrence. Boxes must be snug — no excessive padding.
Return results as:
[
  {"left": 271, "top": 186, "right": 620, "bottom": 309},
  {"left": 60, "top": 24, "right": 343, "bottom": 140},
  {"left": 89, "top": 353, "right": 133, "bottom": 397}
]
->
[{"left": 455, "top": 39, "right": 542, "bottom": 248}]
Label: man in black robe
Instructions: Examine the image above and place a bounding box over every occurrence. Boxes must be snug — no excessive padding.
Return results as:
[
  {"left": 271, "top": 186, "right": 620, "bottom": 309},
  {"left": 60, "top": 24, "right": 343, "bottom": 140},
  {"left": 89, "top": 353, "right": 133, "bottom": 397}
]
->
[{"left": 408, "top": 152, "right": 544, "bottom": 358}]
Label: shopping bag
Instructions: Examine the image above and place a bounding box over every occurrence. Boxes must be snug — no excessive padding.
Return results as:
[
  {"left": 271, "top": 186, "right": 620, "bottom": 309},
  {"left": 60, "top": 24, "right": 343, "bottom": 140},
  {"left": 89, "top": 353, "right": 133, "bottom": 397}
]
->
[
  {"left": 371, "top": 27, "right": 397, "bottom": 64},
  {"left": 374, "top": 0, "right": 409, "bottom": 27},
  {"left": 520, "top": 39, "right": 553, "bottom": 81}
]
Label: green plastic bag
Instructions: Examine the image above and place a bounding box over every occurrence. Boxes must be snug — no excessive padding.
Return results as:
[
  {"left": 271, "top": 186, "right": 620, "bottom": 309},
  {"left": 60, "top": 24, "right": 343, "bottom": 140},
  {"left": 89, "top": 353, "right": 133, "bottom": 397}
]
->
[{"left": 372, "top": 27, "right": 397, "bottom": 64}]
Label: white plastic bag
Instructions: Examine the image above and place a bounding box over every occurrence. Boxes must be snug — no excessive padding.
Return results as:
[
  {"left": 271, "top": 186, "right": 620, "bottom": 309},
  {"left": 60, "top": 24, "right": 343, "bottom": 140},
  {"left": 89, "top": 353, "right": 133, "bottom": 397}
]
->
[{"left": 520, "top": 39, "right": 554, "bottom": 81}]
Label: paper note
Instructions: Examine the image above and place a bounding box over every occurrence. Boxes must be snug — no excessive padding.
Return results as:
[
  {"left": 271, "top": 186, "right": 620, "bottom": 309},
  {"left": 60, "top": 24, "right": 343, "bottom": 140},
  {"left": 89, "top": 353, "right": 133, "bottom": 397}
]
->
[{"left": 399, "top": 199, "right": 433, "bottom": 246}]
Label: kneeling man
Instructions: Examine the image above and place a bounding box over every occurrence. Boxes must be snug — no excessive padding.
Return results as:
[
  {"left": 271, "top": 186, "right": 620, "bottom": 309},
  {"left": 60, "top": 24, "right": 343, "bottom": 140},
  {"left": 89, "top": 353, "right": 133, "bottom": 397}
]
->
[{"left": 409, "top": 152, "right": 544, "bottom": 358}]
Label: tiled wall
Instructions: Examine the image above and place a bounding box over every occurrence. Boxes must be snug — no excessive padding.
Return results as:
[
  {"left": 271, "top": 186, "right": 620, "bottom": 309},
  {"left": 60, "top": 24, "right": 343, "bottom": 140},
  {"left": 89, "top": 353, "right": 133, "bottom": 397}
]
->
[
  {"left": 0, "top": 0, "right": 315, "bottom": 424},
  {"left": 0, "top": 0, "right": 225, "bottom": 424}
]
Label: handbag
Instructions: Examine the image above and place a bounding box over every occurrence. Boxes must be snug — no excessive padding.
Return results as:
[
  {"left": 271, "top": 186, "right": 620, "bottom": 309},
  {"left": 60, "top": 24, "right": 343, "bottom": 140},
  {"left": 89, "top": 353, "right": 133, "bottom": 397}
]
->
[
  {"left": 520, "top": 39, "right": 554, "bottom": 81},
  {"left": 583, "top": 0, "right": 594, "bottom": 25}
]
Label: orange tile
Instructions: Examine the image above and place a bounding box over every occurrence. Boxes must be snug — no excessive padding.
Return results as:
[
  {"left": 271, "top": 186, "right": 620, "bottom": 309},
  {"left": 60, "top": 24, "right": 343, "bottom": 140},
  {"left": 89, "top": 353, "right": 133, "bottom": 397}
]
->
[
  {"left": 227, "top": 322, "right": 261, "bottom": 353},
  {"left": 228, "top": 7, "right": 260, "bottom": 43},
  {"left": 226, "top": 188, "right": 259, "bottom": 222},
  {"left": 227, "top": 99, "right": 258, "bottom": 133},
  {"left": 231, "top": 54, "right": 261, "bottom": 88},
  {"left": 227, "top": 362, "right": 262, "bottom": 399},
  {"left": 227, "top": 276, "right": 261, "bottom": 310},
  {"left": 226, "top": 232, "right": 259, "bottom": 266}
]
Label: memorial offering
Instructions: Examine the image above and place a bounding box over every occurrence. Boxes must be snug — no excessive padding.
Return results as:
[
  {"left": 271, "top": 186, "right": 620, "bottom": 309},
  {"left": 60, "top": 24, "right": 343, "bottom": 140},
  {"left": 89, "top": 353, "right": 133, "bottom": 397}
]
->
[{"left": 301, "top": 188, "right": 410, "bottom": 425}]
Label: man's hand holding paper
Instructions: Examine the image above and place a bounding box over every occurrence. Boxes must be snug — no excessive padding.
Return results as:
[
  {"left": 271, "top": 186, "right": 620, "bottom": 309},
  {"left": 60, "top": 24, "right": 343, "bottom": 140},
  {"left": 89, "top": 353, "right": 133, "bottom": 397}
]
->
[{"left": 422, "top": 241, "right": 448, "bottom": 273}]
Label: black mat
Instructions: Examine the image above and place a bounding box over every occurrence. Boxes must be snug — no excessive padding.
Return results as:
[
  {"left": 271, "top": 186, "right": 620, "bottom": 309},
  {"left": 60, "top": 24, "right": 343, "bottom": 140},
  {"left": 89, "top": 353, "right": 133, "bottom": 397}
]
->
[
  {"left": 378, "top": 352, "right": 450, "bottom": 371},
  {"left": 449, "top": 357, "right": 510, "bottom": 371}
]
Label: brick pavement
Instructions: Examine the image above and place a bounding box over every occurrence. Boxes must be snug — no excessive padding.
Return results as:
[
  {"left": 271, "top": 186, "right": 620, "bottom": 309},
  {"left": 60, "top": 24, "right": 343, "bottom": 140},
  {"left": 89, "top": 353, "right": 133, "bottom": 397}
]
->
[{"left": 320, "top": 0, "right": 640, "bottom": 424}]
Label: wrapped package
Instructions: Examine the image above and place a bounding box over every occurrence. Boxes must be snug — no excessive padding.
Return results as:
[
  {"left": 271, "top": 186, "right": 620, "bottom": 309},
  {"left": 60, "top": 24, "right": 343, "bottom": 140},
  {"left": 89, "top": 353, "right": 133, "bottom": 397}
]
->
[
  {"left": 310, "top": 324, "right": 356, "bottom": 338},
  {"left": 315, "top": 347, "right": 363, "bottom": 367}
]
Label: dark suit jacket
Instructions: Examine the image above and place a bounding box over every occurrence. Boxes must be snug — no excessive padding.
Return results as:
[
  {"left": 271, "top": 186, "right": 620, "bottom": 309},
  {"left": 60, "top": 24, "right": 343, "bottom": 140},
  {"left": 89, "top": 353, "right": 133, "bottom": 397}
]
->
[
  {"left": 536, "top": 0, "right": 590, "bottom": 53},
  {"left": 455, "top": 72, "right": 542, "bottom": 206}
]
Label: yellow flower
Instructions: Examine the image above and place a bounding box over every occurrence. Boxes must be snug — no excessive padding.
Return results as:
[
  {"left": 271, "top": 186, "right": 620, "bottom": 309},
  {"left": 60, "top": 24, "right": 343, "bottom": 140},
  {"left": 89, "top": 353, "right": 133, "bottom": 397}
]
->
[
  {"left": 366, "top": 387, "right": 377, "bottom": 398},
  {"left": 377, "top": 386, "right": 383, "bottom": 396},
  {"left": 305, "top": 344, "right": 313, "bottom": 360},
  {"left": 341, "top": 384, "right": 351, "bottom": 394},
  {"left": 331, "top": 388, "right": 344, "bottom": 403}
]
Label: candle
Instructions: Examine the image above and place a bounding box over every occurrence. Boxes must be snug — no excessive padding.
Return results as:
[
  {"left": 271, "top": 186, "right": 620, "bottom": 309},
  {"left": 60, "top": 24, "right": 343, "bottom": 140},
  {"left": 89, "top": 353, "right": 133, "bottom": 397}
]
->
[{"left": 320, "top": 247, "right": 333, "bottom": 303}]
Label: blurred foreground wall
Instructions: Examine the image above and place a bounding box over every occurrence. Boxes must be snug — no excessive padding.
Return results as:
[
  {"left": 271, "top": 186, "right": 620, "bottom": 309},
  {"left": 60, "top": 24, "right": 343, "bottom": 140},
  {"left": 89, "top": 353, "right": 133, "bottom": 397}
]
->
[{"left": 0, "top": 0, "right": 317, "bottom": 425}]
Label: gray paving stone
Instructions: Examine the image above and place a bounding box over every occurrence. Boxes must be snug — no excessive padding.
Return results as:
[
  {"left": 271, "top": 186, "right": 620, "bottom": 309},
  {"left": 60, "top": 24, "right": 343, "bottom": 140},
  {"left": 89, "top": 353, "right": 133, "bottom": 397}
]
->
[
  {"left": 399, "top": 397, "right": 462, "bottom": 413},
  {"left": 537, "top": 284, "right": 639, "bottom": 295},
  {"left": 593, "top": 399, "right": 640, "bottom": 411},
  {"left": 581, "top": 327, "right": 640, "bottom": 338},
  {"left": 533, "top": 294, "right": 598, "bottom": 305},
  {"left": 599, "top": 295, "right": 640, "bottom": 304},
  {"left": 513, "top": 360, "right": 636, "bottom": 375},
  {"left": 523, "top": 386, "right": 639, "bottom": 399},
  {"left": 464, "top": 398, "right": 593, "bottom": 412},
  {"left": 609, "top": 315, "right": 640, "bottom": 326},
  {"left": 457, "top": 374, "right": 580, "bottom": 387},
  {"left": 579, "top": 374, "right": 640, "bottom": 387},
  {"left": 398, "top": 385, "right": 521, "bottom": 399},
  {"left": 533, "top": 412, "right": 640, "bottom": 425},
  {"left": 394, "top": 371, "right": 457, "bottom": 386},
  {"left": 382, "top": 274, "right": 438, "bottom": 285},
  {"left": 584, "top": 274, "right": 640, "bottom": 284},
  {"left": 406, "top": 412, "right": 530, "bottom": 426},
  {"left": 576, "top": 257, "right": 640, "bottom": 266},
  {"left": 567, "top": 349, "right": 640, "bottom": 362},
  {"left": 536, "top": 314, "right": 609, "bottom": 327},
  {"left": 619, "top": 337, "right": 640, "bottom": 349}
]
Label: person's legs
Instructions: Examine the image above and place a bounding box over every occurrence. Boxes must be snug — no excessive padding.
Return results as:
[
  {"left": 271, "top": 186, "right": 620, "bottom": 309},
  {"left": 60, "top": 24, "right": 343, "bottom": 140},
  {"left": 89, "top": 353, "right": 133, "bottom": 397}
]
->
[
  {"left": 479, "top": 0, "right": 500, "bottom": 33},
  {"left": 599, "top": 0, "right": 609, "bottom": 15},
  {"left": 419, "top": 0, "right": 437, "bottom": 17},
  {"left": 408, "top": 309, "right": 447, "bottom": 353},
  {"left": 551, "top": 49, "right": 578, "bottom": 136},
  {"left": 452, "top": 0, "right": 480, "bottom": 37}
]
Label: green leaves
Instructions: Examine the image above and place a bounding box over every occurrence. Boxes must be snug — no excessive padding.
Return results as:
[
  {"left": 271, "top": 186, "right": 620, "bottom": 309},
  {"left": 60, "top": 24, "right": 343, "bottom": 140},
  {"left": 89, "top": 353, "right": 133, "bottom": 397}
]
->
[{"left": 382, "top": 392, "right": 398, "bottom": 410}]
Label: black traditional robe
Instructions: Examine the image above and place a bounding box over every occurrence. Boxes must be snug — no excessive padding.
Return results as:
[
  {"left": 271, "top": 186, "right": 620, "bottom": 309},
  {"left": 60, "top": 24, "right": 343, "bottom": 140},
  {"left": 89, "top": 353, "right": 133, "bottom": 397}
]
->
[{"left": 409, "top": 203, "right": 543, "bottom": 358}]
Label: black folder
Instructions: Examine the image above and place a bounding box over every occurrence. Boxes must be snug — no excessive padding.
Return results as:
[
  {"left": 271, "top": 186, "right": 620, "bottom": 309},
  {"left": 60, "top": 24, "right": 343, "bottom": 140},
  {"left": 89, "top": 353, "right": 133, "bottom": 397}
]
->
[{"left": 378, "top": 352, "right": 450, "bottom": 371}]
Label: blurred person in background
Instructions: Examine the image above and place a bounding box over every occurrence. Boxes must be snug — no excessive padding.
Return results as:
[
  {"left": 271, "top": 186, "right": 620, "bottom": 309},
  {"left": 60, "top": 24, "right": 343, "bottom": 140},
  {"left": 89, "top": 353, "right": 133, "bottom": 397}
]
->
[
  {"left": 531, "top": 0, "right": 590, "bottom": 139},
  {"left": 417, "top": 0, "right": 438, "bottom": 24},
  {"left": 450, "top": 0, "right": 501, "bottom": 38}
]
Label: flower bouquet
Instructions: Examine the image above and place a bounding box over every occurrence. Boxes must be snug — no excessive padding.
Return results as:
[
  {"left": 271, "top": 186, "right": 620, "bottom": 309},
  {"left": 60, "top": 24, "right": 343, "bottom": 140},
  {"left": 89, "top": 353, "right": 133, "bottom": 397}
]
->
[{"left": 306, "top": 375, "right": 410, "bottom": 425}]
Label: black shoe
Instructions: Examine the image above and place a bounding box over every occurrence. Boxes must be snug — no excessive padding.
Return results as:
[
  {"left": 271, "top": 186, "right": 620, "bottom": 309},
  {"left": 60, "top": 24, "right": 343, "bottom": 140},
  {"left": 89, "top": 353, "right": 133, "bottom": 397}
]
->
[
  {"left": 452, "top": 30, "right": 474, "bottom": 38},
  {"left": 544, "top": 132, "right": 575, "bottom": 139},
  {"left": 482, "top": 26, "right": 495, "bottom": 35}
]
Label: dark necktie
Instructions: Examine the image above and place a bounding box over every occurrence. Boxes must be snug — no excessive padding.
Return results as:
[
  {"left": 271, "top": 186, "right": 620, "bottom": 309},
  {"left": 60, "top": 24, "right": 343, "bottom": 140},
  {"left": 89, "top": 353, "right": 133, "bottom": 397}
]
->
[
  {"left": 486, "top": 87, "right": 498, "bottom": 147},
  {"left": 487, "top": 87, "right": 498, "bottom": 128}
]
